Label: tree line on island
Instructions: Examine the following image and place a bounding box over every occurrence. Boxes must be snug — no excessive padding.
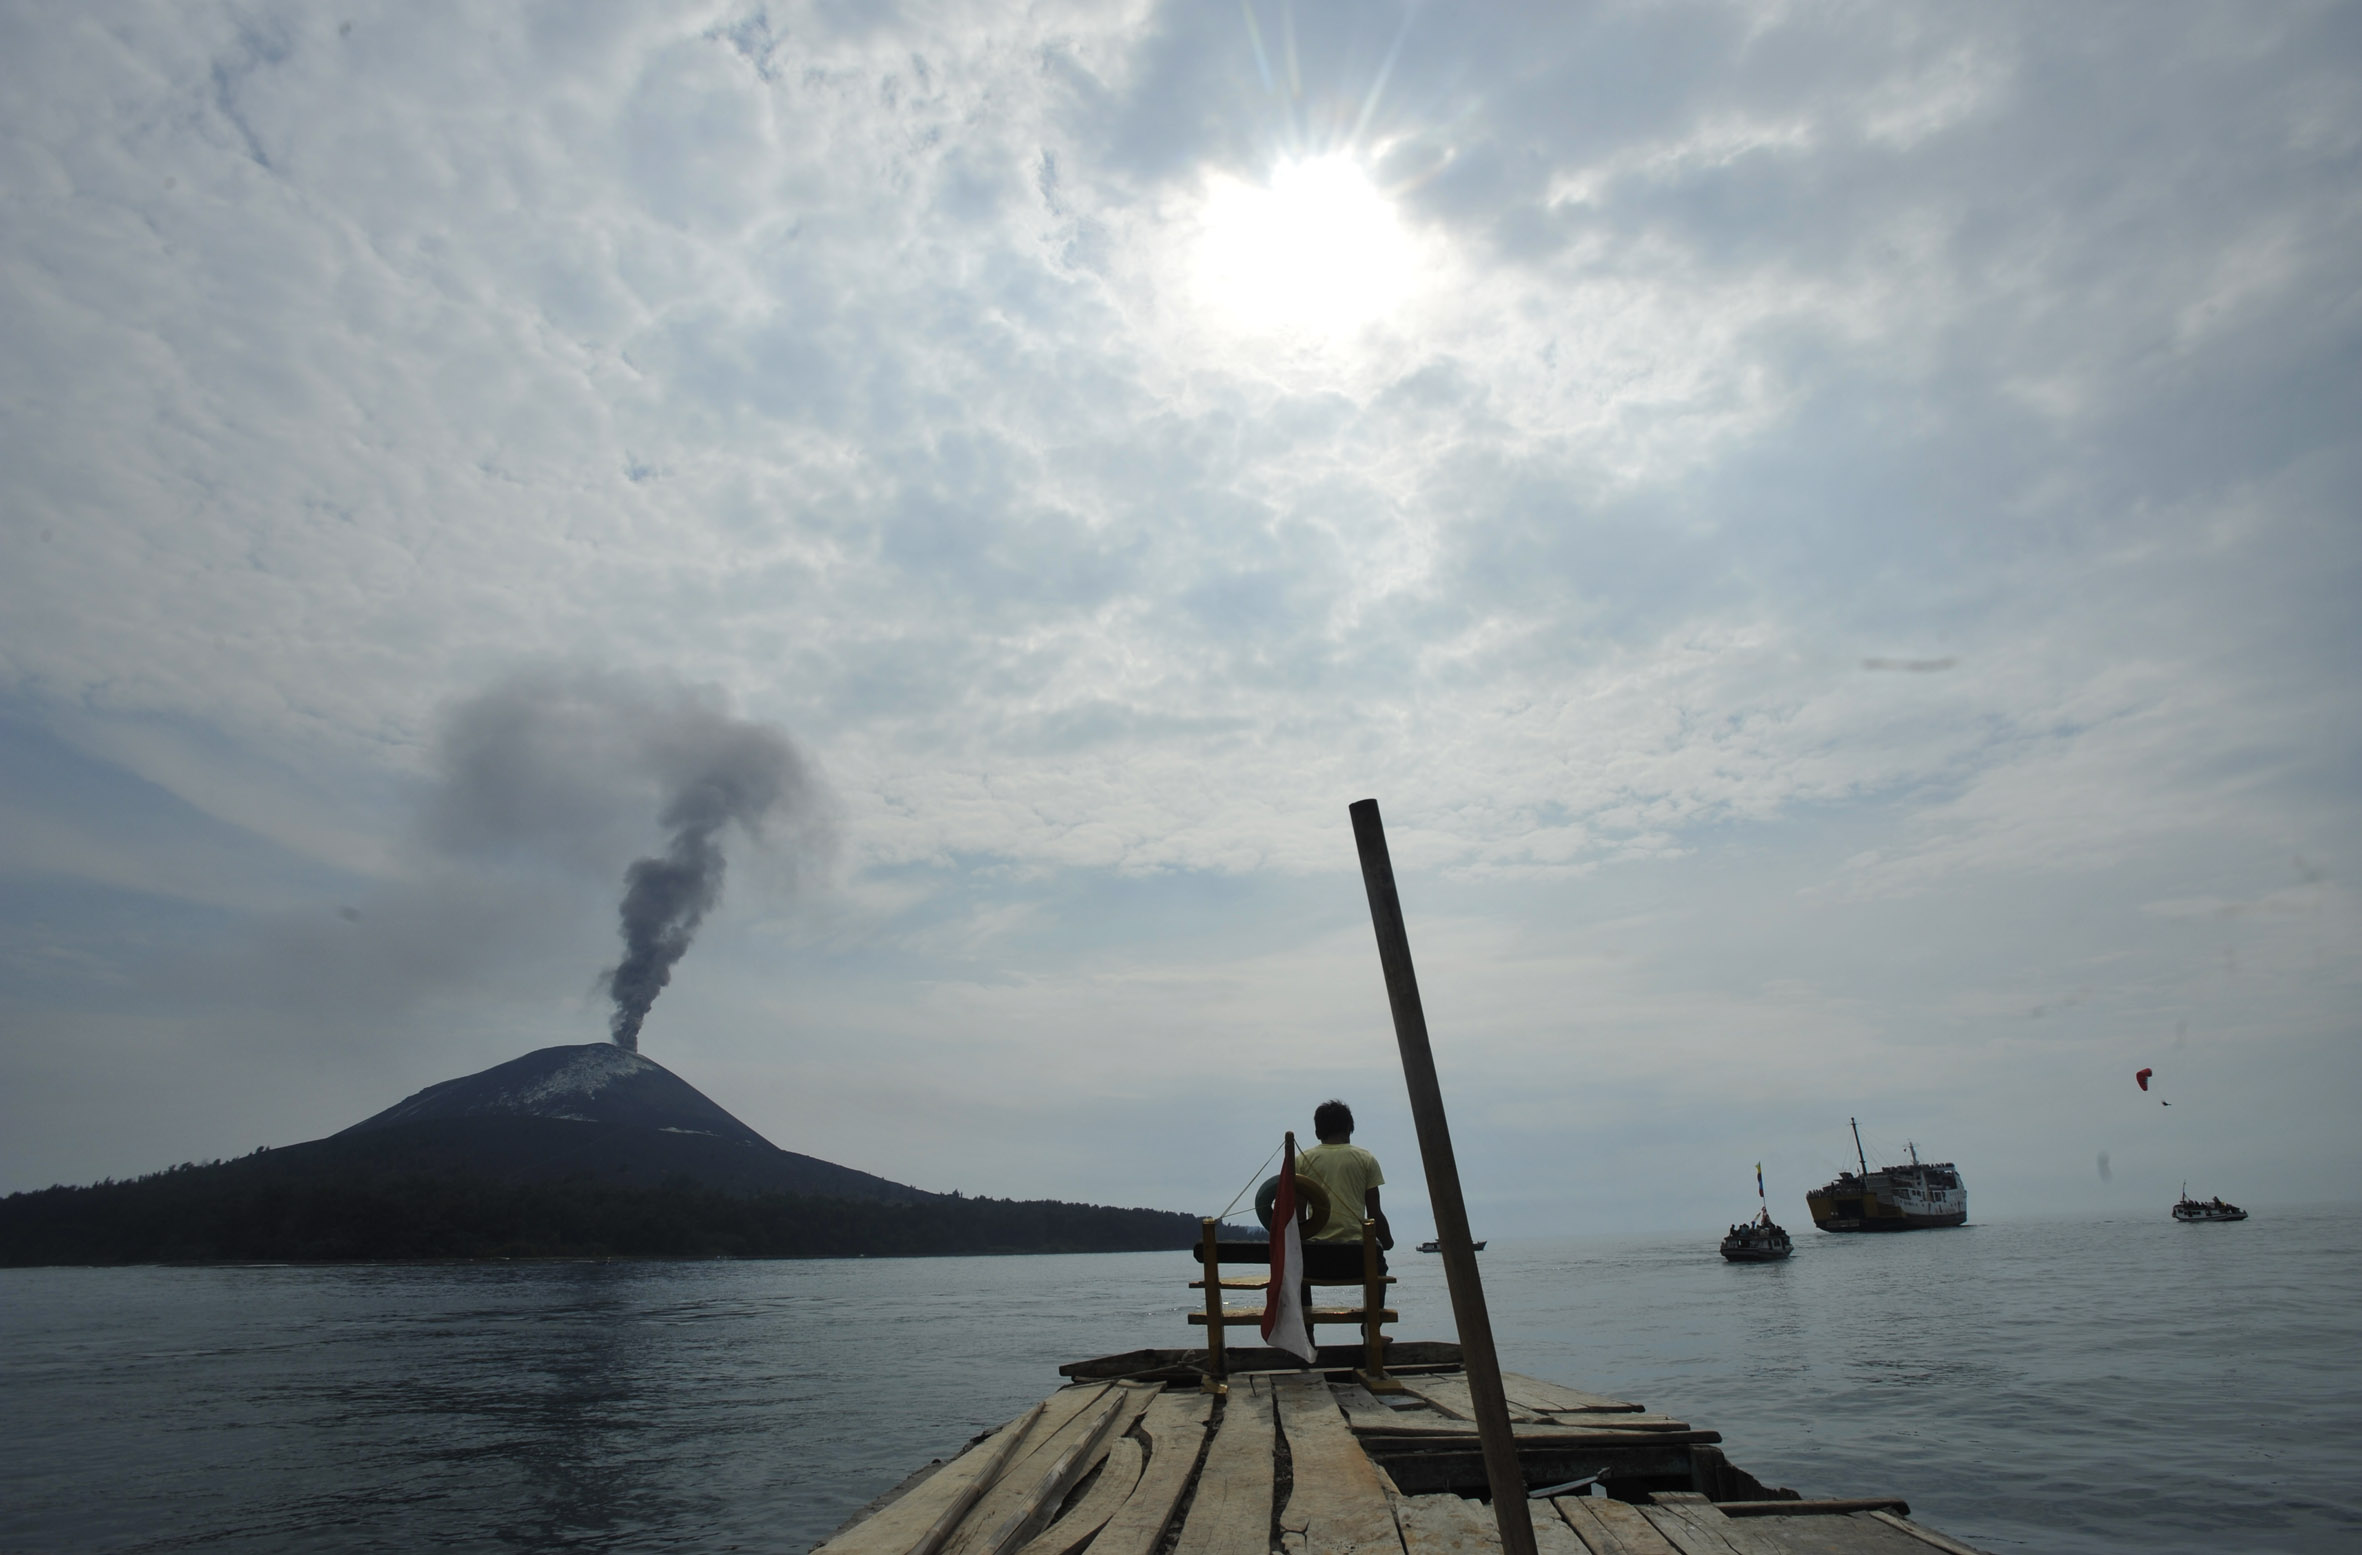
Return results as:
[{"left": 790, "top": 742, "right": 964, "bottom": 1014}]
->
[{"left": 0, "top": 1157, "right": 1236, "bottom": 1265}]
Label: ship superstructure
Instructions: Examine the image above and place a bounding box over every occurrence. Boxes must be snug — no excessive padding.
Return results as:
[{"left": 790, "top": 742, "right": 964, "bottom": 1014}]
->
[{"left": 1805, "top": 1119, "right": 1967, "bottom": 1232}]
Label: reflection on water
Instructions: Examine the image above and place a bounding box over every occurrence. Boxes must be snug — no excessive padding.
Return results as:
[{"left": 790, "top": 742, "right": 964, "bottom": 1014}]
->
[{"left": 4, "top": 1208, "right": 2358, "bottom": 1553}]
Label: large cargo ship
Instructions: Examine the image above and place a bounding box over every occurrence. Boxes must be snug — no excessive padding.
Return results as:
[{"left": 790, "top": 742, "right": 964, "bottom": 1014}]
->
[{"left": 1805, "top": 1119, "right": 1967, "bottom": 1232}]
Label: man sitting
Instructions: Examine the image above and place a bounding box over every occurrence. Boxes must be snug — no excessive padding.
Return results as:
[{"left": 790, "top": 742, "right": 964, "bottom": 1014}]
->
[{"left": 1295, "top": 1098, "right": 1393, "bottom": 1282}]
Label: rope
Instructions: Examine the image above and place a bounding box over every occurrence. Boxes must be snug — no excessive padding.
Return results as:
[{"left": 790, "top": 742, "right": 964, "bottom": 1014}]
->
[{"left": 1214, "top": 1140, "right": 1284, "bottom": 1223}]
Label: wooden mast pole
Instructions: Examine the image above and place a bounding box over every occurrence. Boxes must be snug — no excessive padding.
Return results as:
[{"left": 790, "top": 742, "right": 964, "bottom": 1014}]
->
[{"left": 1350, "top": 798, "right": 1538, "bottom": 1555}]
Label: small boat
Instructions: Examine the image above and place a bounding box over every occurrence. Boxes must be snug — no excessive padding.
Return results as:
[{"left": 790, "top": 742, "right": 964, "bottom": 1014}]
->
[
  {"left": 1415, "top": 1238, "right": 1485, "bottom": 1252},
  {"left": 1721, "top": 1212, "right": 1792, "bottom": 1262},
  {"left": 2173, "top": 1186, "right": 2248, "bottom": 1222},
  {"left": 1723, "top": 1164, "right": 1792, "bottom": 1260}
]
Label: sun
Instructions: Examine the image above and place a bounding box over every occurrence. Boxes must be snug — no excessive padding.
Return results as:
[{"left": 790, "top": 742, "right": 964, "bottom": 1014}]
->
[{"left": 1193, "top": 154, "right": 1417, "bottom": 336}]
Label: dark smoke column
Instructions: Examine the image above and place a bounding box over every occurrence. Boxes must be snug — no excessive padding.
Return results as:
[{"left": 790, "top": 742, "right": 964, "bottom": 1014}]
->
[{"left": 607, "top": 724, "right": 807, "bottom": 1052}]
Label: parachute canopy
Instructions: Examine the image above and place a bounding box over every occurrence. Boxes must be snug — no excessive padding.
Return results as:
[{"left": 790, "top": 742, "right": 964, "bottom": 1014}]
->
[{"left": 2136, "top": 1067, "right": 2153, "bottom": 1091}]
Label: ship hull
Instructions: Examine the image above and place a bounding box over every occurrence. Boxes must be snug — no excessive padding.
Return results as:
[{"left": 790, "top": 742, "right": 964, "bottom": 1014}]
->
[{"left": 1806, "top": 1194, "right": 1968, "bottom": 1232}]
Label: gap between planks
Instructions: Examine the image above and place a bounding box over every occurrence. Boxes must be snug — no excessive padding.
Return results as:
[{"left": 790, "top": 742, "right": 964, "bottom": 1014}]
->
[
  {"left": 1274, "top": 1372, "right": 1405, "bottom": 1555},
  {"left": 1170, "top": 1375, "right": 1277, "bottom": 1555},
  {"left": 1080, "top": 1391, "right": 1216, "bottom": 1555}
]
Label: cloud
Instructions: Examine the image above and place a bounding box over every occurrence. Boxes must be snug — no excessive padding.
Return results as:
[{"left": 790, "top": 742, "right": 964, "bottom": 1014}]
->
[{"left": 0, "top": 1, "right": 2356, "bottom": 1206}]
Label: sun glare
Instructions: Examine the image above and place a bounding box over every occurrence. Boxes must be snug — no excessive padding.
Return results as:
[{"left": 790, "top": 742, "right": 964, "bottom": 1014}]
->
[{"left": 1194, "top": 154, "right": 1417, "bottom": 336}]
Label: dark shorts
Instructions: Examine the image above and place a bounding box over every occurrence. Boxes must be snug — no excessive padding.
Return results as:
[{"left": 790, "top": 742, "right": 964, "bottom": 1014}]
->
[{"left": 1300, "top": 1240, "right": 1387, "bottom": 1280}]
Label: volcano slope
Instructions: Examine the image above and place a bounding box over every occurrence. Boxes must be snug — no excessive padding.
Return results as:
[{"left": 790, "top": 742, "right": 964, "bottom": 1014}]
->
[
  {"left": 1, "top": 1045, "right": 1202, "bottom": 1263},
  {"left": 322, "top": 1042, "right": 932, "bottom": 1200}
]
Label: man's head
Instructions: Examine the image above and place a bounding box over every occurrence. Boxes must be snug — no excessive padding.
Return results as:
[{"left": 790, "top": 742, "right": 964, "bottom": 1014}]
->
[{"left": 1313, "top": 1099, "right": 1354, "bottom": 1143}]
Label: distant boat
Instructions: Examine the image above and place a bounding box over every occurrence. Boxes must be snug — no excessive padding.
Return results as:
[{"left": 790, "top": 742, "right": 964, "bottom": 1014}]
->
[
  {"left": 2173, "top": 1186, "right": 2247, "bottom": 1223},
  {"left": 1416, "top": 1239, "right": 1486, "bottom": 1253},
  {"left": 1724, "top": 1164, "right": 1792, "bottom": 1260},
  {"left": 1720, "top": 1215, "right": 1792, "bottom": 1262},
  {"left": 1806, "top": 1118, "right": 1967, "bottom": 1232}
]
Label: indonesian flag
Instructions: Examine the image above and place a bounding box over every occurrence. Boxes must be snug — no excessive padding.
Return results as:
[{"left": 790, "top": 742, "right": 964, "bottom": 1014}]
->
[{"left": 1261, "top": 1137, "right": 1318, "bottom": 1363}]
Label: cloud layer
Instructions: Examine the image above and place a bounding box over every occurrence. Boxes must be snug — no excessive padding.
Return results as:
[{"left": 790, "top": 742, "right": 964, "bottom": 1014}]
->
[{"left": 1, "top": 1, "right": 2355, "bottom": 1222}]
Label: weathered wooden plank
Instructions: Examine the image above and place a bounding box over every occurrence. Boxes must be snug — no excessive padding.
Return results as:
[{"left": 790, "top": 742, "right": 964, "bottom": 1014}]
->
[
  {"left": 1006, "top": 1385, "right": 1161, "bottom": 1555},
  {"left": 1715, "top": 1501, "right": 1908, "bottom": 1519},
  {"left": 1274, "top": 1374, "right": 1404, "bottom": 1555},
  {"left": 816, "top": 1400, "right": 1053, "bottom": 1555},
  {"left": 1352, "top": 1415, "right": 1693, "bottom": 1438},
  {"left": 1088, "top": 1392, "right": 1215, "bottom": 1555},
  {"left": 1528, "top": 1504, "right": 1594, "bottom": 1555},
  {"left": 1644, "top": 1496, "right": 1804, "bottom": 1555},
  {"left": 1365, "top": 1427, "right": 1722, "bottom": 1450},
  {"left": 1398, "top": 1374, "right": 1548, "bottom": 1424},
  {"left": 1632, "top": 1509, "right": 1736, "bottom": 1555},
  {"left": 1636, "top": 1496, "right": 1765, "bottom": 1555},
  {"left": 1863, "top": 1511, "right": 1996, "bottom": 1555},
  {"left": 1714, "top": 1515, "right": 1937, "bottom": 1555},
  {"left": 1334, "top": 1381, "right": 1461, "bottom": 1436},
  {"left": 1386, "top": 1492, "right": 1593, "bottom": 1555},
  {"left": 1391, "top": 1493, "right": 1496, "bottom": 1555},
  {"left": 968, "top": 1393, "right": 1131, "bottom": 1555},
  {"left": 1553, "top": 1498, "right": 1684, "bottom": 1555},
  {"left": 1171, "top": 1375, "right": 1278, "bottom": 1555},
  {"left": 937, "top": 1385, "right": 1120, "bottom": 1555},
  {"left": 1365, "top": 1437, "right": 1706, "bottom": 1500},
  {"left": 1017, "top": 1436, "right": 1143, "bottom": 1555},
  {"left": 1340, "top": 1382, "right": 1660, "bottom": 1437},
  {"left": 1499, "top": 1375, "right": 1644, "bottom": 1416}
]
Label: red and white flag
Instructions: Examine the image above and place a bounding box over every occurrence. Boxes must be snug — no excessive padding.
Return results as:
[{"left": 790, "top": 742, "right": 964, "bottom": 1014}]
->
[{"left": 1261, "top": 1137, "right": 1317, "bottom": 1363}]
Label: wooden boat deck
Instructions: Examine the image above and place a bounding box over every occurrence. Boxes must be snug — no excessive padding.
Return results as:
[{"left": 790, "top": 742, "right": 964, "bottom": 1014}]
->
[{"left": 816, "top": 1347, "right": 1989, "bottom": 1555}]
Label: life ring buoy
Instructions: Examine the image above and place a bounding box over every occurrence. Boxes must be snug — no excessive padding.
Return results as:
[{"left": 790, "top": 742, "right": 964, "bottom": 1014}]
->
[{"left": 1253, "top": 1173, "right": 1334, "bottom": 1235}]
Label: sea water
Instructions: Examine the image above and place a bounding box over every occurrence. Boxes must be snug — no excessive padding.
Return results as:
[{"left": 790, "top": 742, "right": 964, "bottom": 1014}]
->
[{"left": 2, "top": 1205, "right": 2356, "bottom": 1553}]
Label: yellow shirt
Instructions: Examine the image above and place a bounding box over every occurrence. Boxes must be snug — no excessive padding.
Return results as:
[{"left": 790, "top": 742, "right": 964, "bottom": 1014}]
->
[{"left": 1295, "top": 1143, "right": 1384, "bottom": 1242}]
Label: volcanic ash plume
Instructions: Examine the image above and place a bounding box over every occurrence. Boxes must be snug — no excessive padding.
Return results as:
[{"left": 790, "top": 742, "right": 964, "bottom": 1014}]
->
[
  {"left": 423, "top": 669, "right": 824, "bottom": 1053},
  {"left": 606, "top": 717, "right": 808, "bottom": 1052}
]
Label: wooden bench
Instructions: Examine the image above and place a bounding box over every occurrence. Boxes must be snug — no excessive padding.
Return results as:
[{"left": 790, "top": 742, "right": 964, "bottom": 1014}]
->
[{"left": 1189, "top": 1216, "right": 1401, "bottom": 1393}]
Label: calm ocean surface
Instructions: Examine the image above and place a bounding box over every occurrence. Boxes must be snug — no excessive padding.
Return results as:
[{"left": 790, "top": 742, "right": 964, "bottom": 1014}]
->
[{"left": 4, "top": 1204, "right": 2357, "bottom": 1554}]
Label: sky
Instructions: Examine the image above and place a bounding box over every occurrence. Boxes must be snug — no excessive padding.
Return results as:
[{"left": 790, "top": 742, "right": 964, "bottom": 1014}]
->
[{"left": 2, "top": 0, "right": 2357, "bottom": 1236}]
